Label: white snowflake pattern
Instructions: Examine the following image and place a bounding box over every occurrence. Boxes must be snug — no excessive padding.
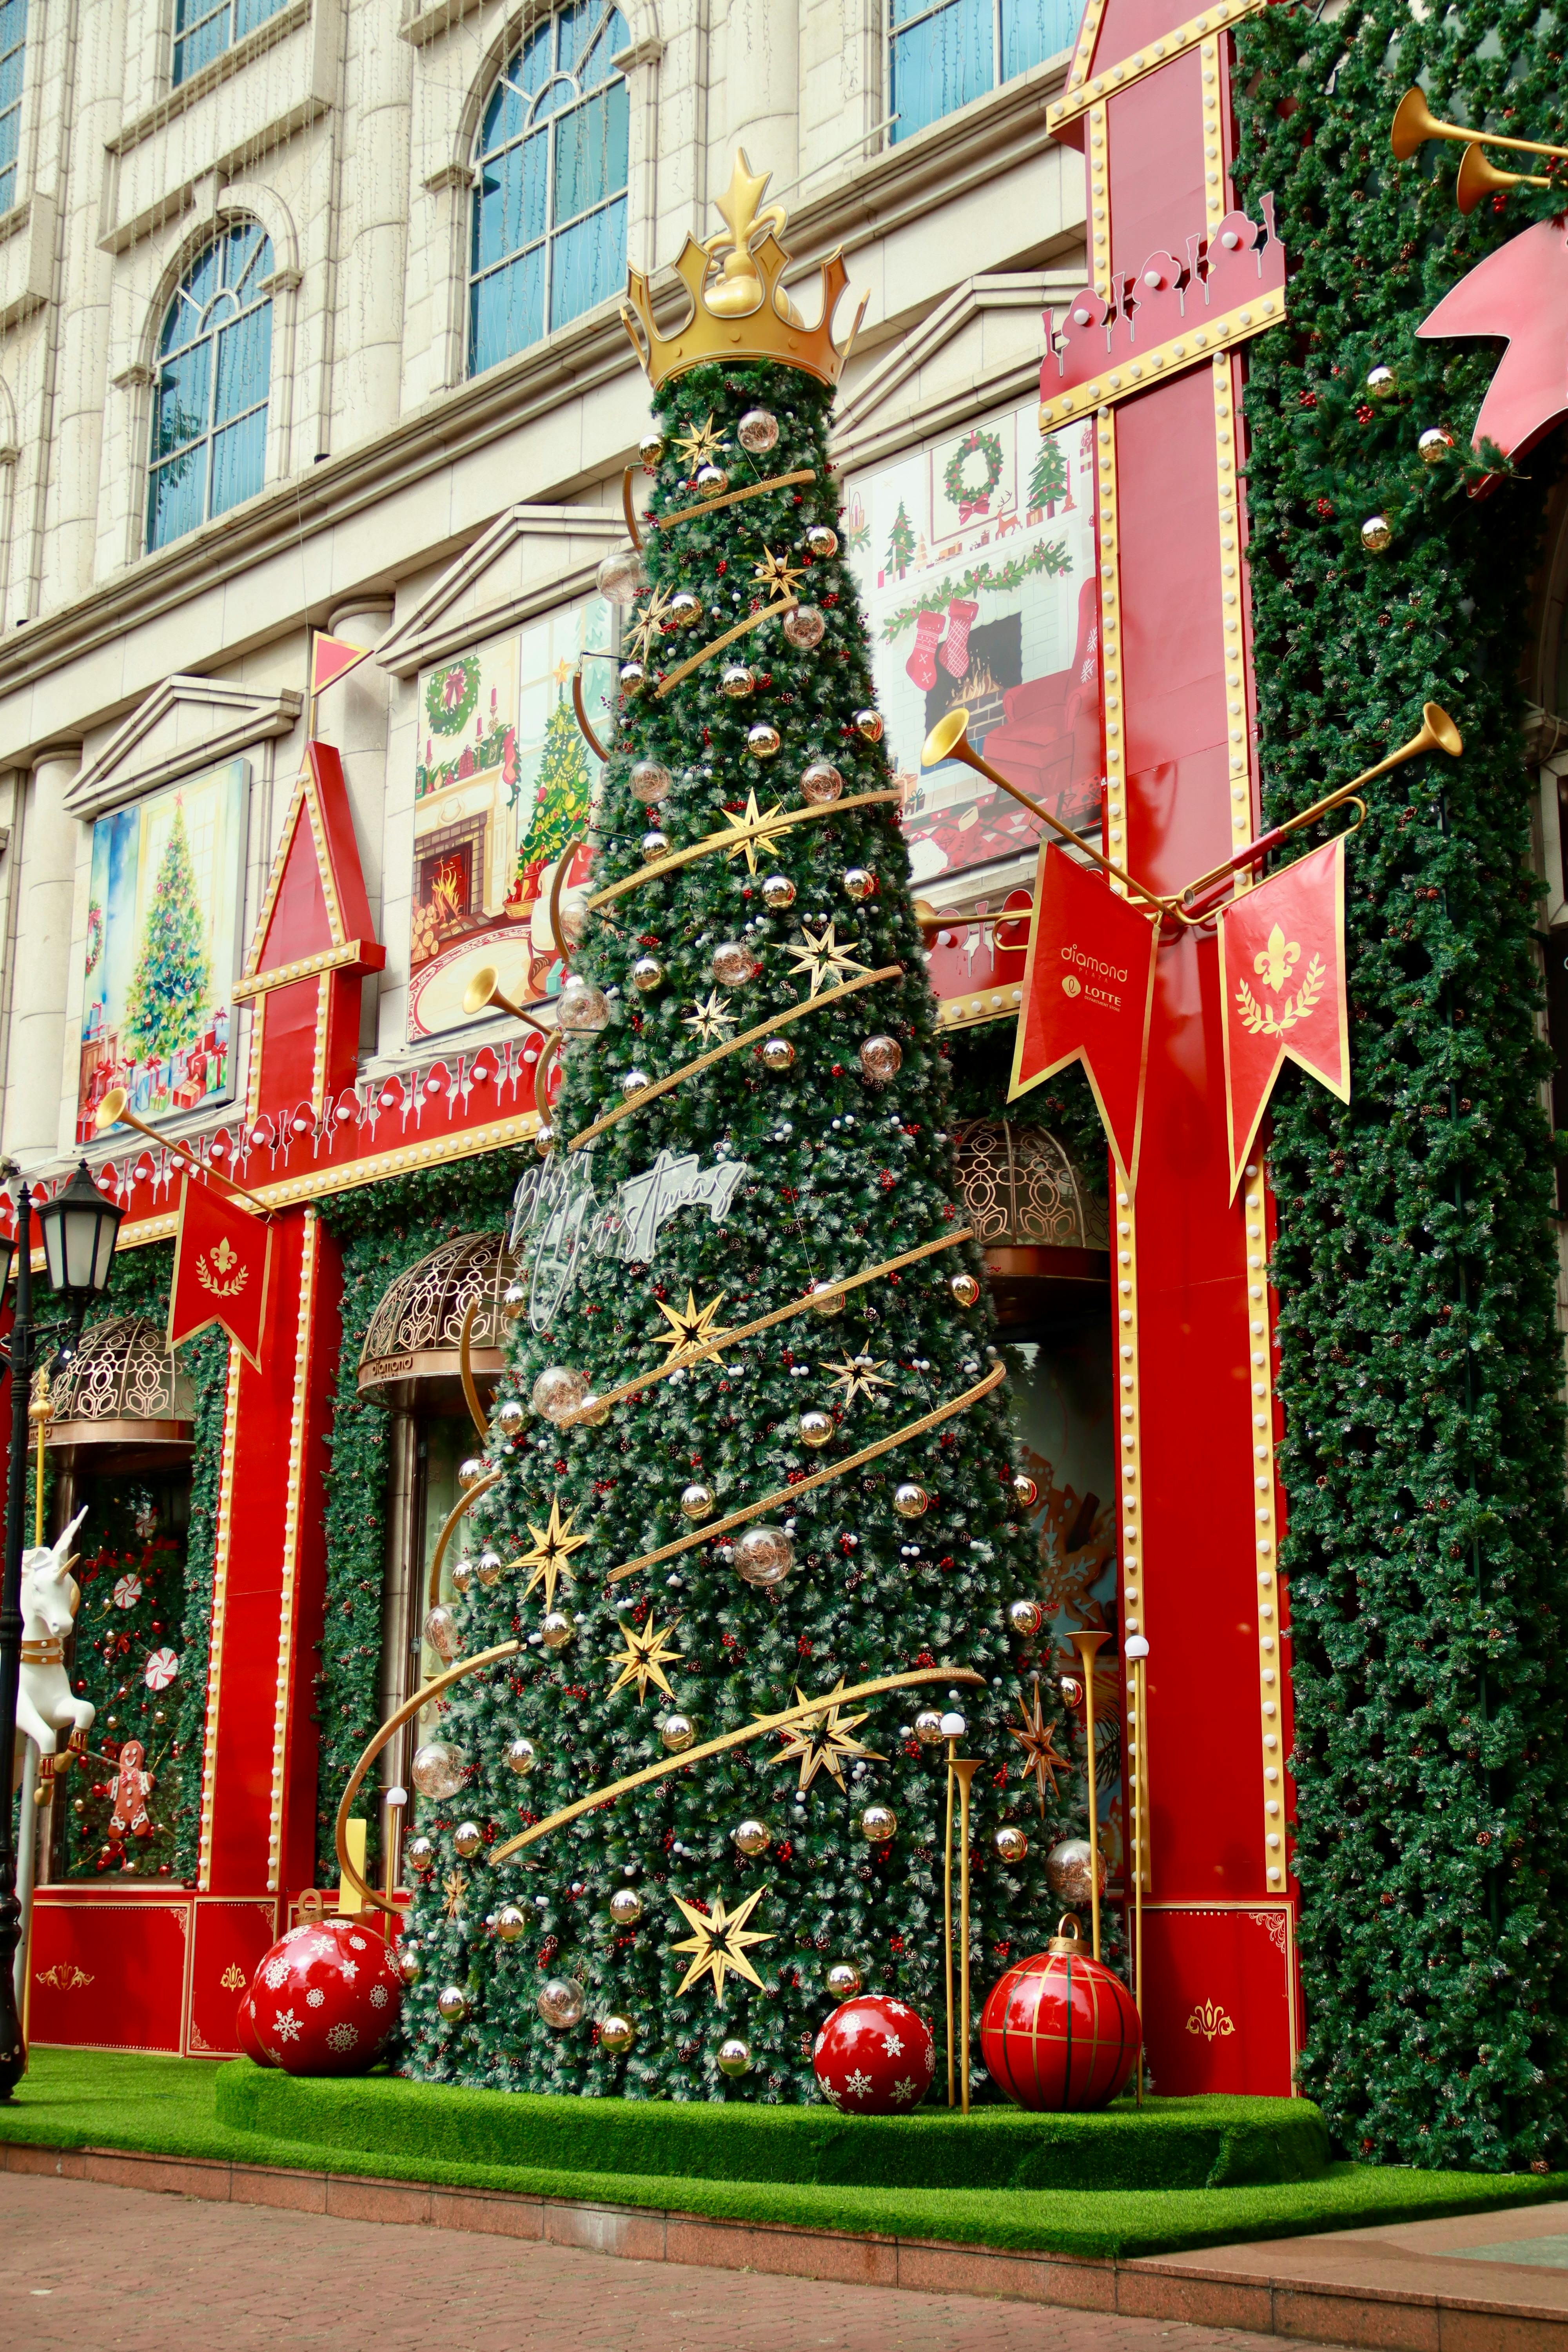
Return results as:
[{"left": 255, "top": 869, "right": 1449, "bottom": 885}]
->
[
  {"left": 263, "top": 1959, "right": 289, "bottom": 1990},
  {"left": 274, "top": 2008, "right": 301, "bottom": 2043},
  {"left": 325, "top": 2022, "right": 359, "bottom": 2054},
  {"left": 339, "top": 1959, "right": 359, "bottom": 1983},
  {"left": 306, "top": 1989, "right": 325, "bottom": 2009},
  {"left": 818, "top": 2081, "right": 844, "bottom": 2107},
  {"left": 349, "top": 1935, "right": 367, "bottom": 1952},
  {"left": 844, "top": 2068, "right": 873, "bottom": 2098},
  {"left": 813, "top": 2031, "right": 824, "bottom": 2056},
  {"left": 881, "top": 2032, "right": 904, "bottom": 2056},
  {"left": 282, "top": 1928, "right": 309, "bottom": 1946},
  {"left": 891, "top": 2077, "right": 917, "bottom": 2104},
  {"left": 886, "top": 2001, "right": 911, "bottom": 2017},
  {"left": 368, "top": 1984, "right": 389, "bottom": 2009}
]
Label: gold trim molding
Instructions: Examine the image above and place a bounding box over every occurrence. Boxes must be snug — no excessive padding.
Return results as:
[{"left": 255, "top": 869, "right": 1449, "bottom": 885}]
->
[
  {"left": 1052, "top": 0, "right": 1269, "bottom": 134},
  {"left": 1038, "top": 290, "right": 1287, "bottom": 435}
]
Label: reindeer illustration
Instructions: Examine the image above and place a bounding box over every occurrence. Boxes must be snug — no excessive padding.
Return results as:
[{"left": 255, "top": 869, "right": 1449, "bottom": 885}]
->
[{"left": 18, "top": 1505, "right": 94, "bottom": 1799}]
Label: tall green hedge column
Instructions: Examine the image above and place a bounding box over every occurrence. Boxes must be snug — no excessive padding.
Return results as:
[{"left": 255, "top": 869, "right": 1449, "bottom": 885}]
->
[
  {"left": 1233, "top": 4, "right": 1568, "bottom": 2169},
  {"left": 396, "top": 245, "right": 1072, "bottom": 2100}
]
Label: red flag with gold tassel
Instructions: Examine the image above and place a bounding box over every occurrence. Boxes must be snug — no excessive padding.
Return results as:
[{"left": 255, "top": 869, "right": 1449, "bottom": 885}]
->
[
  {"left": 1216, "top": 834, "right": 1350, "bottom": 1199},
  {"left": 167, "top": 1176, "right": 274, "bottom": 1369},
  {"left": 1008, "top": 844, "right": 1159, "bottom": 1187}
]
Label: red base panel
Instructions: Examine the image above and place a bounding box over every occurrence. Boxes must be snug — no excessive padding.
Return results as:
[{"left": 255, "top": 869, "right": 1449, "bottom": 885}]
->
[{"left": 1138, "top": 1902, "right": 1299, "bottom": 2097}]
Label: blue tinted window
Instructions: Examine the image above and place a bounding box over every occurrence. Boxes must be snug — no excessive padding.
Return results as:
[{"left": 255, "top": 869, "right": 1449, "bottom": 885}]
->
[
  {"left": 0, "top": 0, "right": 26, "bottom": 215},
  {"left": 148, "top": 222, "right": 273, "bottom": 552},
  {"left": 172, "top": 0, "right": 288, "bottom": 88},
  {"left": 468, "top": 3, "right": 630, "bottom": 377},
  {"left": 890, "top": 0, "right": 1082, "bottom": 143}
]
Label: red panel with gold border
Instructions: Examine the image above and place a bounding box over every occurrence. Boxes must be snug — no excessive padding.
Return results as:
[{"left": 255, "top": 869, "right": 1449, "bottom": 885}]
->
[
  {"left": 1137, "top": 1902, "right": 1298, "bottom": 2096},
  {"left": 25, "top": 1890, "right": 192, "bottom": 2052},
  {"left": 185, "top": 1898, "right": 281, "bottom": 2057}
]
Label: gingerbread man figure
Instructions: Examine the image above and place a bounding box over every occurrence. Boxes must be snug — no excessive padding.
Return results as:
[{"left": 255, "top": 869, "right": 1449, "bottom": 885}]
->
[{"left": 108, "top": 1740, "right": 154, "bottom": 1844}]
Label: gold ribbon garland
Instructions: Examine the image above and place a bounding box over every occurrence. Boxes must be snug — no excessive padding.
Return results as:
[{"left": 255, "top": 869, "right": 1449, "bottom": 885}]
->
[
  {"left": 487, "top": 1664, "right": 984, "bottom": 1864},
  {"left": 654, "top": 595, "right": 799, "bottom": 699},
  {"left": 566, "top": 963, "right": 903, "bottom": 1152},
  {"left": 586, "top": 790, "right": 902, "bottom": 915},
  {"left": 607, "top": 1360, "right": 1008, "bottom": 1586},
  {"left": 650, "top": 467, "right": 817, "bottom": 534}
]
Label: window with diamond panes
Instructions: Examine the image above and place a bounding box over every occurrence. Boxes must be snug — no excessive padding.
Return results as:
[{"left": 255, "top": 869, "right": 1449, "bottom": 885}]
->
[
  {"left": 172, "top": 0, "right": 289, "bottom": 87},
  {"left": 469, "top": 0, "right": 630, "bottom": 377},
  {"left": 147, "top": 223, "right": 273, "bottom": 554},
  {"left": 0, "top": 0, "right": 26, "bottom": 215},
  {"left": 889, "top": 0, "right": 1083, "bottom": 144}
]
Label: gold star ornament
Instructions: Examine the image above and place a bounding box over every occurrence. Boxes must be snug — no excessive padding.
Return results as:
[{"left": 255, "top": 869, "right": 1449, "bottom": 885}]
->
[
  {"left": 719, "top": 788, "right": 790, "bottom": 875},
  {"left": 684, "top": 989, "right": 737, "bottom": 1046},
  {"left": 654, "top": 1289, "right": 731, "bottom": 1367},
  {"left": 821, "top": 1352, "right": 892, "bottom": 1406},
  {"left": 673, "top": 412, "right": 730, "bottom": 472},
  {"left": 608, "top": 1611, "right": 684, "bottom": 1704},
  {"left": 510, "top": 1497, "right": 592, "bottom": 1612},
  {"left": 768, "top": 1681, "right": 884, "bottom": 1794},
  {"left": 753, "top": 546, "right": 803, "bottom": 600},
  {"left": 780, "top": 921, "right": 871, "bottom": 1000},
  {"left": 1008, "top": 1679, "right": 1073, "bottom": 1819},
  {"left": 669, "top": 1885, "right": 774, "bottom": 2001},
  {"left": 628, "top": 584, "right": 675, "bottom": 663}
]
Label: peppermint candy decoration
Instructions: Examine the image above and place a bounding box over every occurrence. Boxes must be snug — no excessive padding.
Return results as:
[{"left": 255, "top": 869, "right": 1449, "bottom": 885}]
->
[
  {"left": 112, "top": 1575, "right": 143, "bottom": 1610},
  {"left": 143, "top": 1647, "right": 179, "bottom": 1691}
]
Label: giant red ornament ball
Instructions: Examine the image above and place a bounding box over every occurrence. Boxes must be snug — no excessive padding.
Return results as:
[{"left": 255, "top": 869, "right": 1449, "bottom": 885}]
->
[
  {"left": 234, "top": 1988, "right": 278, "bottom": 2068},
  {"left": 244, "top": 1918, "right": 403, "bottom": 2075},
  {"left": 812, "top": 1992, "right": 936, "bottom": 2113},
  {"left": 980, "top": 1915, "right": 1140, "bottom": 2110}
]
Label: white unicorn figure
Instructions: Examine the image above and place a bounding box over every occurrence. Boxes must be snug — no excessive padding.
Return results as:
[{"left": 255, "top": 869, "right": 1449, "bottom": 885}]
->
[
  {"left": 18, "top": 1504, "right": 93, "bottom": 1791},
  {"left": 13, "top": 1504, "right": 93, "bottom": 2008}
]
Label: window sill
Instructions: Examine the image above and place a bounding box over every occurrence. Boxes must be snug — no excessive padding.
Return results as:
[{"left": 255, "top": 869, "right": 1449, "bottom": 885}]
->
[
  {"left": 107, "top": 0, "right": 312, "bottom": 158},
  {"left": 0, "top": 196, "right": 29, "bottom": 252}
]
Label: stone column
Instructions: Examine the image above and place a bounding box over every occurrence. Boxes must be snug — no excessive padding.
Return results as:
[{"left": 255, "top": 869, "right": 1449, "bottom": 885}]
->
[
  {"left": 327, "top": 595, "right": 395, "bottom": 1053},
  {"left": 715, "top": 0, "right": 799, "bottom": 196},
  {"left": 4, "top": 744, "right": 82, "bottom": 1163},
  {"left": 335, "top": 0, "right": 413, "bottom": 445}
]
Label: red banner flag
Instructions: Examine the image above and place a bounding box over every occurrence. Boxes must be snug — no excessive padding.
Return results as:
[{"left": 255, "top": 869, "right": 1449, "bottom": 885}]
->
[
  {"left": 1216, "top": 834, "right": 1350, "bottom": 1199},
  {"left": 1007, "top": 844, "right": 1159, "bottom": 1186},
  {"left": 168, "top": 1176, "right": 274, "bottom": 1369},
  {"left": 310, "top": 632, "right": 370, "bottom": 698}
]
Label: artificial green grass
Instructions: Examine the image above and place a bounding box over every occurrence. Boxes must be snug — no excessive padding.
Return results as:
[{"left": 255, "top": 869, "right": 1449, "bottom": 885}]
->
[
  {"left": 215, "top": 2064, "right": 1332, "bottom": 2192},
  {"left": 3, "top": 2049, "right": 1566, "bottom": 2262}
]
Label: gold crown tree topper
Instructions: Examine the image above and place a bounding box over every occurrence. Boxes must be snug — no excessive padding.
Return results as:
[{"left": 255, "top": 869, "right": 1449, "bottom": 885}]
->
[{"left": 622, "top": 151, "right": 867, "bottom": 391}]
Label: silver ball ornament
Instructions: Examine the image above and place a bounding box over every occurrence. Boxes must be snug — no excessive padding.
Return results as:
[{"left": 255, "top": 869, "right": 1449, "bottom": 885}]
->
[
  {"left": 806, "top": 525, "right": 838, "bottom": 558},
  {"left": 807, "top": 1279, "right": 844, "bottom": 1317},
  {"left": 798, "top": 1408, "right": 833, "bottom": 1449},
  {"left": 858, "top": 1802, "right": 897, "bottom": 1844},
  {"left": 638, "top": 431, "right": 665, "bottom": 467},
  {"left": 695, "top": 463, "right": 729, "bottom": 495},
  {"left": 641, "top": 829, "right": 670, "bottom": 862},
  {"left": 1361, "top": 514, "right": 1392, "bottom": 554},
  {"left": 668, "top": 591, "right": 704, "bottom": 628},
  {"left": 717, "top": 2035, "right": 752, "bottom": 2076},
  {"left": 538, "top": 1977, "right": 586, "bottom": 2028},
  {"left": 761, "top": 873, "right": 796, "bottom": 911},
  {"left": 825, "top": 1961, "right": 862, "bottom": 1999},
  {"left": 737, "top": 408, "right": 779, "bottom": 454},
  {"left": 892, "top": 1481, "right": 929, "bottom": 1519},
  {"left": 800, "top": 760, "right": 843, "bottom": 805},
  {"left": 760, "top": 1036, "right": 795, "bottom": 1073},
  {"left": 913, "top": 1709, "right": 944, "bottom": 1746},
  {"left": 599, "top": 2014, "right": 636, "bottom": 2054},
  {"left": 747, "top": 722, "right": 782, "bottom": 759},
  {"left": 452, "top": 1820, "right": 483, "bottom": 1858},
  {"left": 505, "top": 1737, "right": 537, "bottom": 1776},
  {"left": 950, "top": 1272, "right": 980, "bottom": 1308},
  {"left": 732, "top": 1817, "right": 771, "bottom": 1857},
  {"left": 630, "top": 955, "right": 664, "bottom": 992},
  {"left": 681, "top": 1481, "right": 716, "bottom": 1521},
  {"left": 994, "top": 1824, "right": 1029, "bottom": 1865},
  {"left": 540, "top": 1610, "right": 575, "bottom": 1650},
  {"left": 842, "top": 867, "right": 875, "bottom": 902},
  {"left": 721, "top": 662, "right": 755, "bottom": 697},
  {"left": 854, "top": 708, "right": 884, "bottom": 742},
  {"left": 495, "top": 1904, "right": 528, "bottom": 1942},
  {"left": 436, "top": 1985, "right": 470, "bottom": 2024},
  {"left": 608, "top": 1887, "right": 643, "bottom": 1927},
  {"left": 661, "top": 1712, "right": 695, "bottom": 1751},
  {"left": 1008, "top": 1597, "right": 1044, "bottom": 1637},
  {"left": 405, "top": 1834, "right": 437, "bottom": 1876}
]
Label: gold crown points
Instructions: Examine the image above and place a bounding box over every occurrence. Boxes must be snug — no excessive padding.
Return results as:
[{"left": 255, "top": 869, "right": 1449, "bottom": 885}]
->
[{"left": 622, "top": 150, "right": 865, "bottom": 391}]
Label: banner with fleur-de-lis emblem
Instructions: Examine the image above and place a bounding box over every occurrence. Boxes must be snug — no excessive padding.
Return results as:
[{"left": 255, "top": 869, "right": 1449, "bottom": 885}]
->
[
  {"left": 167, "top": 1174, "right": 274, "bottom": 1368},
  {"left": 1216, "top": 834, "right": 1350, "bottom": 1198}
]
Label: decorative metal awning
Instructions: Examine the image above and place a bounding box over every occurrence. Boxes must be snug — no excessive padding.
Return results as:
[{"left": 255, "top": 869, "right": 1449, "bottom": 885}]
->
[
  {"left": 46, "top": 1314, "right": 194, "bottom": 1450},
  {"left": 357, "top": 1232, "right": 519, "bottom": 1398},
  {"left": 952, "top": 1120, "right": 1110, "bottom": 1325}
]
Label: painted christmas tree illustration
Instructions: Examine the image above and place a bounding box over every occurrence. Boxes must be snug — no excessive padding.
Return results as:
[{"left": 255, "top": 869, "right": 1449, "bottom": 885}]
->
[
  {"left": 1028, "top": 434, "right": 1068, "bottom": 519},
  {"left": 517, "top": 690, "right": 592, "bottom": 877},
  {"left": 395, "top": 158, "right": 1074, "bottom": 2104},
  {"left": 123, "top": 799, "right": 211, "bottom": 1065},
  {"left": 884, "top": 500, "right": 916, "bottom": 579}
]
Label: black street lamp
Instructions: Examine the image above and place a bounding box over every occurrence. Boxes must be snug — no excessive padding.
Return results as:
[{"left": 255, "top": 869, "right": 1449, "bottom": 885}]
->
[{"left": 0, "top": 1161, "right": 125, "bottom": 2097}]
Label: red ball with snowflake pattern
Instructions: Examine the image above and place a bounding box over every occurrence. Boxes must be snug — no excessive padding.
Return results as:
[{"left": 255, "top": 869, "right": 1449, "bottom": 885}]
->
[
  {"left": 245, "top": 1917, "right": 403, "bottom": 2075},
  {"left": 812, "top": 1992, "right": 935, "bottom": 2114}
]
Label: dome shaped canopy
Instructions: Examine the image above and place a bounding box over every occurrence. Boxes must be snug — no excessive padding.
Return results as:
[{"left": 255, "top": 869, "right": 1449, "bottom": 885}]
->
[
  {"left": 46, "top": 1313, "right": 194, "bottom": 1450},
  {"left": 952, "top": 1120, "right": 1109, "bottom": 1252},
  {"left": 358, "top": 1232, "right": 519, "bottom": 1397}
]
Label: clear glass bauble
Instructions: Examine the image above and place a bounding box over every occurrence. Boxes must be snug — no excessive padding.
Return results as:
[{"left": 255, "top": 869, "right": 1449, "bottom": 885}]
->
[
  {"left": 783, "top": 605, "right": 825, "bottom": 650},
  {"left": 737, "top": 408, "right": 779, "bottom": 454},
  {"left": 596, "top": 545, "right": 648, "bottom": 605},
  {"left": 557, "top": 975, "right": 611, "bottom": 1033},
  {"left": 628, "top": 759, "right": 671, "bottom": 804},
  {"left": 411, "top": 1741, "right": 466, "bottom": 1800},
  {"left": 858, "top": 1033, "right": 903, "bottom": 1085},
  {"left": 532, "top": 1365, "right": 589, "bottom": 1423},
  {"left": 538, "top": 1976, "right": 586, "bottom": 2028},
  {"left": 735, "top": 1525, "right": 794, "bottom": 1586},
  {"left": 800, "top": 760, "right": 843, "bottom": 805}
]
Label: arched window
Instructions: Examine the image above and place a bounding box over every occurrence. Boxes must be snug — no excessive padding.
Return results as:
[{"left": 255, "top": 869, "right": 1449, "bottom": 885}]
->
[
  {"left": 0, "top": 0, "right": 28, "bottom": 214},
  {"left": 469, "top": 2, "right": 630, "bottom": 378},
  {"left": 147, "top": 221, "right": 273, "bottom": 554},
  {"left": 890, "top": 0, "right": 1083, "bottom": 144}
]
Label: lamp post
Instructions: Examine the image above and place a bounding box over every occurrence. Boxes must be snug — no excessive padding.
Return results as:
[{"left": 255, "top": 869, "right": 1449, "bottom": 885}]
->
[{"left": 0, "top": 1161, "right": 125, "bottom": 2096}]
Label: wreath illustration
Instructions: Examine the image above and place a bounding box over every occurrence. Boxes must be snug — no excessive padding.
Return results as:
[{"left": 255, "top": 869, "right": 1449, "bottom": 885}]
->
[
  {"left": 942, "top": 428, "right": 1004, "bottom": 522},
  {"left": 1236, "top": 953, "right": 1327, "bottom": 1038},
  {"left": 426, "top": 656, "right": 481, "bottom": 738}
]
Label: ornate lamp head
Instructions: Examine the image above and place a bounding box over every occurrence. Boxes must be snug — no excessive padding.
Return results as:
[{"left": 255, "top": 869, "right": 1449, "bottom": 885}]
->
[{"left": 621, "top": 151, "right": 866, "bottom": 391}]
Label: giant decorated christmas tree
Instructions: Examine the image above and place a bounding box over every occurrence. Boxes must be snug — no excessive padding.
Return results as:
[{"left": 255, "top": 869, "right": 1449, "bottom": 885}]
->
[{"left": 395, "top": 156, "right": 1074, "bottom": 2102}]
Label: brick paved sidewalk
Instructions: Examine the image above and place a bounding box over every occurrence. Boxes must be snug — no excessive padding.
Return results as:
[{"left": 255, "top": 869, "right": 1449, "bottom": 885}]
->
[{"left": 0, "top": 2174, "right": 1336, "bottom": 2352}]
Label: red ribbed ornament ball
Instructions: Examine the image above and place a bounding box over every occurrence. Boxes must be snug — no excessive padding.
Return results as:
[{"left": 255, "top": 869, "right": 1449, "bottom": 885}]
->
[
  {"left": 980, "top": 1916, "right": 1140, "bottom": 2110},
  {"left": 245, "top": 1918, "right": 403, "bottom": 2075},
  {"left": 235, "top": 1988, "right": 278, "bottom": 2067},
  {"left": 812, "top": 1993, "right": 936, "bottom": 2113}
]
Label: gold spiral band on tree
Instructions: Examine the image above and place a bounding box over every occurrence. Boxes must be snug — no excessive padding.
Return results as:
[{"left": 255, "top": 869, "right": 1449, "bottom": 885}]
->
[
  {"left": 567, "top": 964, "right": 902, "bottom": 1153},
  {"left": 607, "top": 1360, "right": 1008, "bottom": 1586},
  {"left": 655, "top": 596, "right": 799, "bottom": 699},
  {"left": 587, "top": 790, "right": 900, "bottom": 914},
  {"left": 650, "top": 467, "right": 816, "bottom": 534},
  {"left": 427, "top": 1468, "right": 503, "bottom": 1610},
  {"left": 333, "top": 1638, "right": 522, "bottom": 1916},
  {"left": 584, "top": 1225, "right": 976, "bottom": 1416},
  {"left": 487, "top": 1663, "right": 984, "bottom": 1864}
]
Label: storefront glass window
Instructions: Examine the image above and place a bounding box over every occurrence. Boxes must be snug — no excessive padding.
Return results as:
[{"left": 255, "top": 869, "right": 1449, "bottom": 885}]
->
[
  {"left": 470, "top": 1, "right": 630, "bottom": 377},
  {"left": 172, "top": 0, "right": 289, "bottom": 87},
  {"left": 890, "top": 0, "right": 1083, "bottom": 144},
  {"left": 0, "top": 0, "right": 27, "bottom": 214},
  {"left": 147, "top": 222, "right": 273, "bottom": 553}
]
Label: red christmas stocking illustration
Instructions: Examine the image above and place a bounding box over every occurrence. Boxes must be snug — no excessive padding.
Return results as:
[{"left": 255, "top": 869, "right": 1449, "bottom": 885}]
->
[
  {"left": 905, "top": 606, "right": 945, "bottom": 690},
  {"left": 940, "top": 598, "right": 980, "bottom": 678}
]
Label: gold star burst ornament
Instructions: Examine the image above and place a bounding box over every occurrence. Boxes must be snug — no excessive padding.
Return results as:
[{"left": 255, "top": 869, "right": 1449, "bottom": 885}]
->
[
  {"left": 781, "top": 922, "right": 870, "bottom": 1000},
  {"left": 608, "top": 1612, "right": 683, "bottom": 1704},
  {"left": 719, "top": 788, "right": 790, "bottom": 876},
  {"left": 669, "top": 1886, "right": 774, "bottom": 2000},
  {"left": 1008, "top": 1680, "right": 1074, "bottom": 1819},
  {"left": 753, "top": 546, "right": 803, "bottom": 600},
  {"left": 673, "top": 412, "right": 730, "bottom": 472},
  {"left": 684, "top": 989, "right": 736, "bottom": 1046},
  {"left": 768, "top": 1681, "right": 884, "bottom": 1793},
  {"left": 510, "top": 1497, "right": 592, "bottom": 1612},
  {"left": 654, "top": 1289, "right": 731, "bottom": 1367},
  {"left": 821, "top": 1352, "right": 892, "bottom": 1406}
]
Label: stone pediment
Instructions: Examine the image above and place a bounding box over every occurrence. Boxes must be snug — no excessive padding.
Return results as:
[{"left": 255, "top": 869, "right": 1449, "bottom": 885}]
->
[
  {"left": 375, "top": 503, "right": 627, "bottom": 677},
  {"left": 831, "top": 270, "right": 1087, "bottom": 475},
  {"left": 66, "top": 675, "right": 304, "bottom": 818}
]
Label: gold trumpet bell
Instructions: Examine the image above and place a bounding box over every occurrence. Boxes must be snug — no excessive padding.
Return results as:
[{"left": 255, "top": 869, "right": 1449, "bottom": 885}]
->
[
  {"left": 1421, "top": 702, "right": 1463, "bottom": 760},
  {"left": 1391, "top": 85, "right": 1451, "bottom": 161},
  {"left": 1456, "top": 142, "right": 1550, "bottom": 215},
  {"left": 922, "top": 705, "right": 972, "bottom": 768}
]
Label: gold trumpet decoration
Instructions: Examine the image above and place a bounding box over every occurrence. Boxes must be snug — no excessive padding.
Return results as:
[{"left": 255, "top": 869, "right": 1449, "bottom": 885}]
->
[
  {"left": 1390, "top": 86, "right": 1566, "bottom": 211},
  {"left": 1179, "top": 702, "right": 1463, "bottom": 920},
  {"left": 943, "top": 1735, "right": 980, "bottom": 2113},
  {"left": 94, "top": 1085, "right": 268, "bottom": 1211},
  {"left": 922, "top": 708, "right": 1176, "bottom": 920},
  {"left": 1068, "top": 1628, "right": 1111, "bottom": 1961},
  {"left": 461, "top": 965, "right": 552, "bottom": 1037}
]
